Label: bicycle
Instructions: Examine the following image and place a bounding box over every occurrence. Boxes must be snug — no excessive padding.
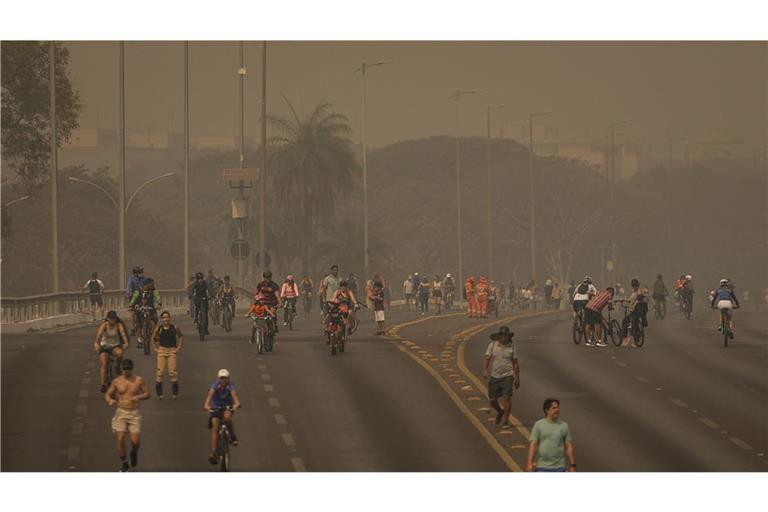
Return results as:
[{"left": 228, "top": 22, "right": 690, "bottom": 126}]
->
[
  {"left": 715, "top": 305, "right": 738, "bottom": 347},
  {"left": 325, "top": 302, "right": 346, "bottom": 356},
  {"left": 604, "top": 303, "right": 622, "bottom": 347},
  {"left": 134, "top": 305, "right": 155, "bottom": 356},
  {"left": 616, "top": 300, "right": 645, "bottom": 347},
  {"left": 195, "top": 299, "right": 209, "bottom": 341},
  {"left": 572, "top": 307, "right": 585, "bottom": 344},
  {"left": 652, "top": 295, "right": 667, "bottom": 320},
  {"left": 101, "top": 346, "right": 122, "bottom": 387},
  {"left": 284, "top": 299, "right": 296, "bottom": 331},
  {"left": 302, "top": 292, "right": 312, "bottom": 314},
  {"left": 221, "top": 296, "right": 235, "bottom": 332},
  {"left": 488, "top": 297, "right": 499, "bottom": 318},
  {"left": 680, "top": 291, "right": 693, "bottom": 320},
  {"left": 249, "top": 313, "right": 275, "bottom": 354},
  {"left": 209, "top": 299, "right": 221, "bottom": 327},
  {"left": 210, "top": 406, "right": 235, "bottom": 472},
  {"left": 444, "top": 289, "right": 454, "bottom": 311}
]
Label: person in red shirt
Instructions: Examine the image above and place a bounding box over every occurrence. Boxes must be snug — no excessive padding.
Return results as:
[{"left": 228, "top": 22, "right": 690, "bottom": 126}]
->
[{"left": 583, "top": 286, "right": 615, "bottom": 347}]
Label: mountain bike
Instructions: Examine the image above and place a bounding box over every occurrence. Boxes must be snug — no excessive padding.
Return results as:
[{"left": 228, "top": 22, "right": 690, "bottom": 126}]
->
[
  {"left": 325, "top": 302, "right": 346, "bottom": 356},
  {"left": 135, "top": 305, "right": 155, "bottom": 355},
  {"left": 221, "top": 296, "right": 235, "bottom": 332},
  {"left": 249, "top": 313, "right": 275, "bottom": 354},
  {"left": 616, "top": 300, "right": 645, "bottom": 347},
  {"left": 652, "top": 294, "right": 667, "bottom": 320},
  {"left": 444, "top": 289, "right": 454, "bottom": 311},
  {"left": 605, "top": 302, "right": 622, "bottom": 347},
  {"left": 211, "top": 406, "right": 234, "bottom": 472},
  {"left": 284, "top": 299, "right": 296, "bottom": 331},
  {"left": 195, "top": 299, "right": 209, "bottom": 341},
  {"left": 716, "top": 305, "right": 738, "bottom": 347},
  {"left": 680, "top": 291, "right": 693, "bottom": 320},
  {"left": 209, "top": 299, "right": 221, "bottom": 327},
  {"left": 572, "top": 307, "right": 585, "bottom": 345},
  {"left": 488, "top": 296, "right": 499, "bottom": 318},
  {"left": 302, "top": 292, "right": 312, "bottom": 314},
  {"left": 102, "top": 346, "right": 122, "bottom": 387}
]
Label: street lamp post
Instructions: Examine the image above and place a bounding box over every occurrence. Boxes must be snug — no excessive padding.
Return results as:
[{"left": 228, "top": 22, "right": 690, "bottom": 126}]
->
[
  {"left": 183, "top": 41, "right": 190, "bottom": 288},
  {"left": 68, "top": 173, "right": 174, "bottom": 287},
  {"left": 486, "top": 104, "right": 504, "bottom": 279},
  {"left": 528, "top": 110, "right": 552, "bottom": 285},
  {"left": 452, "top": 89, "right": 482, "bottom": 302},
  {"left": 609, "top": 119, "right": 631, "bottom": 286},
  {"left": 259, "top": 41, "right": 268, "bottom": 281},
  {"left": 355, "top": 60, "right": 390, "bottom": 281},
  {"left": 118, "top": 41, "right": 126, "bottom": 290},
  {"left": 50, "top": 41, "right": 59, "bottom": 293}
]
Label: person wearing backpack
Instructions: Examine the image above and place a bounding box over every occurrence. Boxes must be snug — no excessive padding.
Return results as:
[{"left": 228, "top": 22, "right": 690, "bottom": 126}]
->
[
  {"left": 572, "top": 276, "right": 596, "bottom": 320},
  {"left": 83, "top": 272, "right": 106, "bottom": 321}
]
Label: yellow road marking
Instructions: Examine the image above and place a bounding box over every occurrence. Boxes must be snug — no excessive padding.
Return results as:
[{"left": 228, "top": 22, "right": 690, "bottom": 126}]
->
[{"left": 388, "top": 341, "right": 523, "bottom": 472}]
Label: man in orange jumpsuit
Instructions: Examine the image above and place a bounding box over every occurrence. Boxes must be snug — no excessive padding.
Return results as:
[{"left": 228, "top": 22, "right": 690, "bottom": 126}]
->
[
  {"left": 465, "top": 277, "right": 477, "bottom": 318},
  {"left": 476, "top": 276, "right": 489, "bottom": 318}
]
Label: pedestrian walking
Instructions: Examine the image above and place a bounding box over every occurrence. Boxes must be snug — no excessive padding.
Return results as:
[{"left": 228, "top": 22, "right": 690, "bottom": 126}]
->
[
  {"left": 151, "top": 311, "right": 184, "bottom": 399},
  {"left": 83, "top": 271, "right": 106, "bottom": 321},
  {"left": 369, "top": 279, "right": 386, "bottom": 335},
  {"left": 526, "top": 398, "right": 576, "bottom": 472},
  {"left": 482, "top": 326, "right": 520, "bottom": 429},
  {"left": 104, "top": 359, "right": 149, "bottom": 472},
  {"left": 552, "top": 282, "right": 562, "bottom": 310},
  {"left": 417, "top": 276, "right": 431, "bottom": 316},
  {"left": 403, "top": 275, "right": 415, "bottom": 309}
]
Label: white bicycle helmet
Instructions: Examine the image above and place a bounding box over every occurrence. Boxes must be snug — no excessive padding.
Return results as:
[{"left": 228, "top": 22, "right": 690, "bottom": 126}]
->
[{"left": 217, "top": 369, "right": 230, "bottom": 378}]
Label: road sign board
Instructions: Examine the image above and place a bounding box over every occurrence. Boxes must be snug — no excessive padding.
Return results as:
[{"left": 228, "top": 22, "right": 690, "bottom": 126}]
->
[{"left": 230, "top": 239, "right": 250, "bottom": 260}]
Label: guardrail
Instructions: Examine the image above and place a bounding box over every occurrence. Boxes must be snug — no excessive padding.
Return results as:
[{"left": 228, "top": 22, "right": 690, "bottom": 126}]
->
[{"left": 1, "top": 289, "right": 189, "bottom": 324}]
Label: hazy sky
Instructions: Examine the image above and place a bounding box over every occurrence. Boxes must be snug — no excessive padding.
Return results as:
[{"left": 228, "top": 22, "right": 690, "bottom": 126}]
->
[{"left": 65, "top": 41, "right": 767, "bottom": 151}]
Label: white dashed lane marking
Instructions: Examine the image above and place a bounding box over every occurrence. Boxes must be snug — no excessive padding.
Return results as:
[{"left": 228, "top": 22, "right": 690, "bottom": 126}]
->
[
  {"left": 264, "top": 384, "right": 274, "bottom": 392},
  {"left": 282, "top": 433, "right": 296, "bottom": 447},
  {"left": 67, "top": 446, "right": 80, "bottom": 462},
  {"left": 79, "top": 390, "right": 89, "bottom": 399},
  {"left": 75, "top": 404, "right": 87, "bottom": 415},
  {"left": 269, "top": 398, "right": 280, "bottom": 408},
  {"left": 257, "top": 364, "right": 267, "bottom": 371},
  {"left": 729, "top": 438, "right": 753, "bottom": 451},
  {"left": 635, "top": 376, "right": 649, "bottom": 382},
  {"left": 274, "top": 414, "right": 287, "bottom": 425},
  {"left": 71, "top": 422, "right": 84, "bottom": 435},
  {"left": 699, "top": 417, "right": 720, "bottom": 429},
  {"left": 670, "top": 398, "right": 689, "bottom": 408},
  {"left": 261, "top": 374, "right": 272, "bottom": 381}
]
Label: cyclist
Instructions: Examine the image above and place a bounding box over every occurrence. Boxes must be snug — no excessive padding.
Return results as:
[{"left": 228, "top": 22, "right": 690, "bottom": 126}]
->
[
  {"left": 711, "top": 279, "right": 740, "bottom": 338},
  {"left": 572, "top": 276, "right": 595, "bottom": 320},
  {"left": 125, "top": 266, "right": 146, "bottom": 335},
  {"left": 203, "top": 369, "right": 242, "bottom": 465},
  {"left": 319, "top": 265, "right": 341, "bottom": 315},
  {"left": 330, "top": 280, "right": 360, "bottom": 334},
  {"left": 128, "top": 277, "right": 161, "bottom": 346},
  {"left": 652, "top": 274, "right": 669, "bottom": 318},
  {"left": 443, "top": 273, "right": 456, "bottom": 309},
  {"left": 299, "top": 275, "right": 314, "bottom": 313},
  {"left": 674, "top": 274, "right": 687, "bottom": 308},
  {"left": 216, "top": 275, "right": 237, "bottom": 320},
  {"left": 620, "top": 278, "right": 648, "bottom": 348},
  {"left": 256, "top": 270, "right": 282, "bottom": 333},
  {"left": 191, "top": 272, "right": 211, "bottom": 336},
  {"left": 207, "top": 271, "right": 223, "bottom": 323},
  {"left": 83, "top": 271, "right": 106, "bottom": 321},
  {"left": 94, "top": 310, "right": 130, "bottom": 393},
  {"left": 280, "top": 275, "right": 300, "bottom": 326},
  {"left": 583, "top": 286, "right": 615, "bottom": 347}
]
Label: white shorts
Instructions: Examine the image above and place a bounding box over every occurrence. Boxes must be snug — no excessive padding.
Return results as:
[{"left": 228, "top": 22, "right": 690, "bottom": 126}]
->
[
  {"left": 374, "top": 310, "right": 385, "bottom": 322},
  {"left": 717, "top": 300, "right": 733, "bottom": 310}
]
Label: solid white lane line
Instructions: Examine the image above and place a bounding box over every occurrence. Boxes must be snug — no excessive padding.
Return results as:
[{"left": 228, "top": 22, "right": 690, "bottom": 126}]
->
[
  {"left": 729, "top": 437, "right": 753, "bottom": 451},
  {"left": 291, "top": 457, "right": 306, "bottom": 472},
  {"left": 699, "top": 417, "right": 720, "bottom": 429}
]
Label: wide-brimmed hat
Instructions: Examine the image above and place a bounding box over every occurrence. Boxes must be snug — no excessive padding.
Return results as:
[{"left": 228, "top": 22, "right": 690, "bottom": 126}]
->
[{"left": 490, "top": 326, "right": 514, "bottom": 340}]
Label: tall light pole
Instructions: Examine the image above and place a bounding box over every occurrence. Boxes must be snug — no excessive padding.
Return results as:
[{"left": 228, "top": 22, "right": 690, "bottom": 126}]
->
[
  {"left": 183, "top": 41, "right": 190, "bottom": 288},
  {"left": 486, "top": 104, "right": 504, "bottom": 279},
  {"left": 452, "top": 89, "right": 482, "bottom": 300},
  {"left": 50, "top": 41, "right": 59, "bottom": 293},
  {"left": 355, "top": 60, "right": 390, "bottom": 281},
  {"left": 118, "top": 42, "right": 126, "bottom": 290},
  {"left": 609, "top": 119, "right": 631, "bottom": 286},
  {"left": 259, "top": 41, "right": 267, "bottom": 278},
  {"left": 236, "top": 41, "right": 246, "bottom": 287},
  {"left": 528, "top": 110, "right": 552, "bottom": 284}
]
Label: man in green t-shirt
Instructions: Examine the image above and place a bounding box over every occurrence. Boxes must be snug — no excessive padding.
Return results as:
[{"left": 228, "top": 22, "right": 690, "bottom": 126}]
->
[
  {"left": 319, "top": 264, "right": 341, "bottom": 315},
  {"left": 526, "top": 398, "right": 576, "bottom": 472}
]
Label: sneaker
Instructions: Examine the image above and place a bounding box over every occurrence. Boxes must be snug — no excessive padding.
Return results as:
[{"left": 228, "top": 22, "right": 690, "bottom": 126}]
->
[
  {"left": 208, "top": 454, "right": 218, "bottom": 465},
  {"left": 231, "top": 434, "right": 239, "bottom": 447},
  {"left": 130, "top": 449, "right": 138, "bottom": 468},
  {"left": 585, "top": 340, "right": 594, "bottom": 347},
  {"left": 120, "top": 460, "right": 130, "bottom": 472},
  {"left": 283, "top": 322, "right": 288, "bottom": 327},
  {"left": 717, "top": 325, "right": 722, "bottom": 331},
  {"left": 495, "top": 410, "right": 503, "bottom": 425},
  {"left": 595, "top": 340, "right": 608, "bottom": 347},
  {"left": 729, "top": 331, "right": 734, "bottom": 339}
]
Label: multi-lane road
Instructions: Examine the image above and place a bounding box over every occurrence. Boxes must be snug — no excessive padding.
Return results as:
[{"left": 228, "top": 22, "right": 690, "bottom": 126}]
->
[{"left": 2, "top": 302, "right": 766, "bottom": 471}]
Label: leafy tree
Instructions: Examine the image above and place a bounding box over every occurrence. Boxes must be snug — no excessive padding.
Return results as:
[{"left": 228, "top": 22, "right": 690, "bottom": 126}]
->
[{"left": 1, "top": 41, "right": 82, "bottom": 191}]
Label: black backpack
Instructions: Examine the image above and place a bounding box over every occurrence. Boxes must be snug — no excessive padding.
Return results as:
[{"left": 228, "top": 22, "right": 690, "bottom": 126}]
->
[
  {"left": 87, "top": 279, "right": 101, "bottom": 294},
  {"left": 577, "top": 283, "right": 589, "bottom": 295}
]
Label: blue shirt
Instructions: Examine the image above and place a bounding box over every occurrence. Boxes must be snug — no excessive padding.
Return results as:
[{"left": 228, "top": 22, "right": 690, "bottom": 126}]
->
[
  {"left": 209, "top": 380, "right": 236, "bottom": 408},
  {"left": 126, "top": 275, "right": 146, "bottom": 298}
]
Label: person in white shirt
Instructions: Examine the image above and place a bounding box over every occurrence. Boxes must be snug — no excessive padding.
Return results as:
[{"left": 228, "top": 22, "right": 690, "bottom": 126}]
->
[
  {"left": 83, "top": 271, "right": 106, "bottom": 321},
  {"left": 403, "top": 275, "right": 415, "bottom": 309},
  {"left": 571, "top": 276, "right": 597, "bottom": 319}
]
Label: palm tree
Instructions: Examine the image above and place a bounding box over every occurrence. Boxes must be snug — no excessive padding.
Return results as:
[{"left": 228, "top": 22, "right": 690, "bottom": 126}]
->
[{"left": 268, "top": 98, "right": 360, "bottom": 274}]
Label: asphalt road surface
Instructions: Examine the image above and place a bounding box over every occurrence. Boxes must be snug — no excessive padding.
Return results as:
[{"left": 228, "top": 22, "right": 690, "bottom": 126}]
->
[{"left": 2, "top": 301, "right": 766, "bottom": 471}]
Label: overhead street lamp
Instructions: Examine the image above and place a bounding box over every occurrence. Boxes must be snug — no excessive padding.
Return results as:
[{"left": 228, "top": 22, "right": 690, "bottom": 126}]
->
[
  {"left": 485, "top": 104, "right": 504, "bottom": 279},
  {"left": 609, "top": 119, "right": 631, "bottom": 286},
  {"left": 528, "top": 110, "right": 552, "bottom": 284},
  {"left": 451, "top": 89, "right": 482, "bottom": 303},
  {"left": 355, "top": 59, "right": 391, "bottom": 281},
  {"left": 68, "top": 172, "right": 174, "bottom": 287}
]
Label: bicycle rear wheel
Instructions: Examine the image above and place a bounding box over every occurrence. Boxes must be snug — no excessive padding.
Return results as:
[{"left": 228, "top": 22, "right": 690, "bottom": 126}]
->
[
  {"left": 633, "top": 321, "right": 645, "bottom": 347},
  {"left": 223, "top": 306, "right": 232, "bottom": 332},
  {"left": 571, "top": 317, "right": 583, "bottom": 345},
  {"left": 723, "top": 321, "right": 729, "bottom": 347},
  {"left": 609, "top": 320, "right": 622, "bottom": 347},
  {"left": 256, "top": 329, "right": 263, "bottom": 354},
  {"left": 143, "top": 322, "right": 152, "bottom": 355},
  {"left": 197, "top": 311, "right": 205, "bottom": 341},
  {"left": 330, "top": 332, "right": 337, "bottom": 355},
  {"left": 219, "top": 432, "right": 230, "bottom": 472}
]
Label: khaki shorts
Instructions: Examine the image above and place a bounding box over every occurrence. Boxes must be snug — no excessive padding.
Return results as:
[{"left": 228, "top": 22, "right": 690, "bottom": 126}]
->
[
  {"left": 374, "top": 310, "right": 385, "bottom": 322},
  {"left": 111, "top": 407, "right": 142, "bottom": 434}
]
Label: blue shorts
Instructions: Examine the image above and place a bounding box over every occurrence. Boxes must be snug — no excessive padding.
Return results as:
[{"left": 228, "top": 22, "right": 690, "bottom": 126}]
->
[{"left": 535, "top": 467, "right": 567, "bottom": 472}]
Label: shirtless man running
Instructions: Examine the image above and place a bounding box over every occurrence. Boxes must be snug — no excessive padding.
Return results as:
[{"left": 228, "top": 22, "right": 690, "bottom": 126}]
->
[{"left": 104, "top": 359, "right": 149, "bottom": 472}]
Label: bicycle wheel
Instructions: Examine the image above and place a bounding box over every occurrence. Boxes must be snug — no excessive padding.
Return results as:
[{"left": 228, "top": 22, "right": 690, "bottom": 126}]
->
[
  {"left": 219, "top": 432, "right": 230, "bottom": 472},
  {"left": 143, "top": 322, "right": 152, "bottom": 355},
  {"left": 723, "top": 321, "right": 729, "bottom": 348},
  {"left": 106, "top": 356, "right": 114, "bottom": 386},
  {"left": 256, "top": 329, "right": 263, "bottom": 354},
  {"left": 609, "top": 320, "right": 622, "bottom": 347},
  {"left": 330, "top": 332, "right": 337, "bottom": 355},
  {"left": 633, "top": 321, "right": 645, "bottom": 347},
  {"left": 198, "top": 310, "right": 205, "bottom": 341},
  {"left": 223, "top": 306, "right": 231, "bottom": 332},
  {"left": 571, "top": 317, "right": 583, "bottom": 345},
  {"left": 267, "top": 329, "right": 275, "bottom": 352},
  {"left": 339, "top": 324, "right": 346, "bottom": 353},
  {"left": 288, "top": 309, "right": 294, "bottom": 331}
]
